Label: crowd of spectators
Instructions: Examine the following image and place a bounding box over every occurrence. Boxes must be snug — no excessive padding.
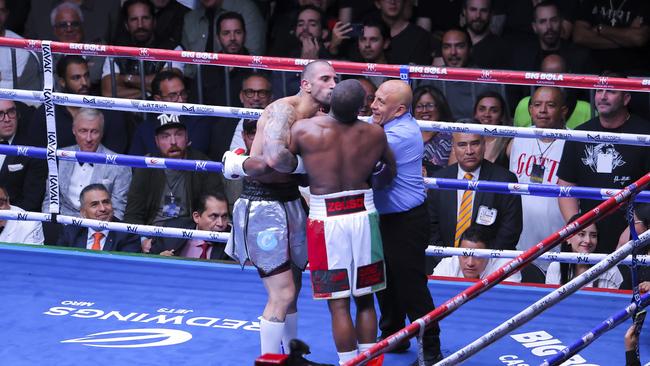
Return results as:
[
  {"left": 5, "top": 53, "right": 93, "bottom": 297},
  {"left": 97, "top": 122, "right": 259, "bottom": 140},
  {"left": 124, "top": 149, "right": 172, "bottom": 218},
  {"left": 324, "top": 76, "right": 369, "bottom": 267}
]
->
[{"left": 0, "top": 0, "right": 650, "bottom": 283}]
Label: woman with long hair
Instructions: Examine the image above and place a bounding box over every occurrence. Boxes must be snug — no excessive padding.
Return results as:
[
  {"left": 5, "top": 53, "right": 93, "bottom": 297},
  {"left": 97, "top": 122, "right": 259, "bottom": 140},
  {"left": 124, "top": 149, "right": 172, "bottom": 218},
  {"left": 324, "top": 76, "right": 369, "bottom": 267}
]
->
[
  {"left": 546, "top": 214, "right": 623, "bottom": 289},
  {"left": 412, "top": 85, "right": 454, "bottom": 176}
]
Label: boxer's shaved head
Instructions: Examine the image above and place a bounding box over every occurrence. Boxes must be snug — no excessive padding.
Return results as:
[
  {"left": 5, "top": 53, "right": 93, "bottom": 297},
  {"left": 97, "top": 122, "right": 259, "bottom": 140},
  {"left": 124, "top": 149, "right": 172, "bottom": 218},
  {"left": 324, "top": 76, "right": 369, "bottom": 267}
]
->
[{"left": 329, "top": 79, "right": 365, "bottom": 124}]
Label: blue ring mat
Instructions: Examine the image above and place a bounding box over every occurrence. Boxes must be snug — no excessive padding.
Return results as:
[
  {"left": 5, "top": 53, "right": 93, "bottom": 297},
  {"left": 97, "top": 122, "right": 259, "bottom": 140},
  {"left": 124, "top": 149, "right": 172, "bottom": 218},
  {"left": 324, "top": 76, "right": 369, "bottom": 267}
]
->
[{"left": 0, "top": 243, "right": 647, "bottom": 365}]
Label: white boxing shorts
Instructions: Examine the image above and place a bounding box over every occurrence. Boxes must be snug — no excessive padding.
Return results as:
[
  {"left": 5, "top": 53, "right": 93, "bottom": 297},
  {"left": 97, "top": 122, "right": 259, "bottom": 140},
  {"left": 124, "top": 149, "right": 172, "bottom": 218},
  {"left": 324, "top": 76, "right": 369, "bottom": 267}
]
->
[{"left": 307, "top": 189, "right": 386, "bottom": 300}]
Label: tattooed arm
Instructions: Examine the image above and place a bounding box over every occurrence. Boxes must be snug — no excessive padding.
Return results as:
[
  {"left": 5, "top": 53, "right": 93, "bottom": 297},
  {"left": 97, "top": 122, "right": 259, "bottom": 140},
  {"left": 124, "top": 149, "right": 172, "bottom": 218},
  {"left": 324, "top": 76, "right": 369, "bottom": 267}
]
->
[{"left": 261, "top": 102, "right": 299, "bottom": 173}]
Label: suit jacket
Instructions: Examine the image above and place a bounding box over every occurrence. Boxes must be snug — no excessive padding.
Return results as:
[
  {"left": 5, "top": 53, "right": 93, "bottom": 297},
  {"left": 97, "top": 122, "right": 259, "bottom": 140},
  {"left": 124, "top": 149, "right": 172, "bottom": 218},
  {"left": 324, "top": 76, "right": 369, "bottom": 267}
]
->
[
  {"left": 0, "top": 127, "right": 47, "bottom": 212},
  {"left": 42, "top": 144, "right": 132, "bottom": 218},
  {"left": 124, "top": 148, "right": 224, "bottom": 225},
  {"left": 149, "top": 216, "right": 229, "bottom": 260},
  {"left": 56, "top": 217, "right": 141, "bottom": 252},
  {"left": 427, "top": 160, "right": 522, "bottom": 250},
  {"left": 0, "top": 205, "right": 44, "bottom": 244}
]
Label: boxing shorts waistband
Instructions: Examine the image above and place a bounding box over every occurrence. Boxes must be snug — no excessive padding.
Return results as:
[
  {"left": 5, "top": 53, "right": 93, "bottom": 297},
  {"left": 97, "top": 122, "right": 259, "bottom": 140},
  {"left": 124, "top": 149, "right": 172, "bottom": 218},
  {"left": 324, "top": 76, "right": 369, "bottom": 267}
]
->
[
  {"left": 310, "top": 189, "right": 375, "bottom": 219},
  {"left": 241, "top": 180, "right": 301, "bottom": 202}
]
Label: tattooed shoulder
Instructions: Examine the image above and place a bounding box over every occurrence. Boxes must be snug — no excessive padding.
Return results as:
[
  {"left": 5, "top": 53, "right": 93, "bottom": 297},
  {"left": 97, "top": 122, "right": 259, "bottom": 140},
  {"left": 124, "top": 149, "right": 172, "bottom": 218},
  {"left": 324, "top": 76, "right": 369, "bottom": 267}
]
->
[{"left": 263, "top": 102, "right": 296, "bottom": 142}]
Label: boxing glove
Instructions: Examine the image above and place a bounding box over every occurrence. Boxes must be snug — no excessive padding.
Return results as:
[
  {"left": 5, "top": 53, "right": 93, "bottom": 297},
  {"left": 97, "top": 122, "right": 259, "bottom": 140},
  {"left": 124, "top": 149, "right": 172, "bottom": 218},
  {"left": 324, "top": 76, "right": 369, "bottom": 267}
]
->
[
  {"left": 292, "top": 155, "right": 306, "bottom": 174},
  {"left": 222, "top": 148, "right": 249, "bottom": 179}
]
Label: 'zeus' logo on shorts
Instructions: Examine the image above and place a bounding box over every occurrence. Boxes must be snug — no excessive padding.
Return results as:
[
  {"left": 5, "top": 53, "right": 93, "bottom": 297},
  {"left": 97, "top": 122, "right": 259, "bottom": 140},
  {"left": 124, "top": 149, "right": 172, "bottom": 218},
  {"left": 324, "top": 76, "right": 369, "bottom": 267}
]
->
[{"left": 325, "top": 194, "right": 365, "bottom": 217}]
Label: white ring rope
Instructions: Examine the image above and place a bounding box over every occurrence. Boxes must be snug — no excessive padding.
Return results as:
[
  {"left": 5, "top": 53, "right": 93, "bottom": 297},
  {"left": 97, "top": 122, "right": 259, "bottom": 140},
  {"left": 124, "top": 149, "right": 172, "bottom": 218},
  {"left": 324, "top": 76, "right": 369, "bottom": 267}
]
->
[
  {"left": 2, "top": 88, "right": 649, "bottom": 146},
  {"left": 427, "top": 245, "right": 650, "bottom": 267},
  {"left": 434, "top": 231, "right": 650, "bottom": 365},
  {"left": 0, "top": 209, "right": 229, "bottom": 243}
]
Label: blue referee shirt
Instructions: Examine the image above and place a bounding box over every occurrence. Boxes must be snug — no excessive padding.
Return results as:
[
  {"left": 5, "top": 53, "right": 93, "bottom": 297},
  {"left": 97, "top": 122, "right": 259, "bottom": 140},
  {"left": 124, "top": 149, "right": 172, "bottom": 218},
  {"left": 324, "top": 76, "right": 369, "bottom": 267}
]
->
[{"left": 374, "top": 112, "right": 426, "bottom": 214}]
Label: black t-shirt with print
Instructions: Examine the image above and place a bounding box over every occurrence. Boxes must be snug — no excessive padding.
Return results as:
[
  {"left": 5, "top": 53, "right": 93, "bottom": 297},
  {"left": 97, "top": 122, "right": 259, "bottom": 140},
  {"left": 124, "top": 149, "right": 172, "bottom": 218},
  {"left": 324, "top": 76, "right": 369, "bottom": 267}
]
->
[
  {"left": 576, "top": 0, "right": 650, "bottom": 72},
  {"left": 558, "top": 114, "right": 650, "bottom": 253}
]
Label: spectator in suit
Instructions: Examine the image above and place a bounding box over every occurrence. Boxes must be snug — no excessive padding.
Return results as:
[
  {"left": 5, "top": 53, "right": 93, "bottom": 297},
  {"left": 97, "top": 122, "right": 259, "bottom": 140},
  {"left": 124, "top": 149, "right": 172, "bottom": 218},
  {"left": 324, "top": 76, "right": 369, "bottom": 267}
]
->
[
  {"left": 56, "top": 183, "right": 141, "bottom": 252},
  {"left": 100, "top": 0, "right": 183, "bottom": 99},
  {"left": 42, "top": 108, "right": 131, "bottom": 219},
  {"left": 0, "top": 99, "right": 47, "bottom": 212},
  {"left": 428, "top": 132, "right": 522, "bottom": 250},
  {"left": 433, "top": 225, "right": 521, "bottom": 282},
  {"left": 124, "top": 113, "right": 223, "bottom": 253},
  {"left": 129, "top": 70, "right": 214, "bottom": 157},
  {"left": 150, "top": 192, "right": 232, "bottom": 260},
  {"left": 0, "top": 184, "right": 44, "bottom": 245},
  {"left": 30, "top": 55, "right": 130, "bottom": 154}
]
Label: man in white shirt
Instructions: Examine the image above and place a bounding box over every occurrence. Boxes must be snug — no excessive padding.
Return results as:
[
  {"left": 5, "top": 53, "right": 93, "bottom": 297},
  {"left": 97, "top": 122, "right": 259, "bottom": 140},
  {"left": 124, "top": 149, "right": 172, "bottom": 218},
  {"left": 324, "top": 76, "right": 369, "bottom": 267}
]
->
[
  {"left": 509, "top": 86, "right": 568, "bottom": 269},
  {"left": 433, "top": 225, "right": 521, "bottom": 282},
  {"left": 0, "top": 184, "right": 44, "bottom": 245}
]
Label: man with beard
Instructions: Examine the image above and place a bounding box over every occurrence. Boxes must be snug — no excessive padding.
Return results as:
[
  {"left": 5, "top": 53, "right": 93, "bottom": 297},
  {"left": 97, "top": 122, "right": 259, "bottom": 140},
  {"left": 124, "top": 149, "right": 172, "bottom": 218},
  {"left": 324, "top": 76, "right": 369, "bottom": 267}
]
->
[
  {"left": 200, "top": 11, "right": 250, "bottom": 107},
  {"left": 462, "top": 0, "right": 509, "bottom": 70},
  {"left": 558, "top": 72, "right": 650, "bottom": 254},
  {"left": 125, "top": 116, "right": 223, "bottom": 253},
  {"left": 101, "top": 0, "right": 183, "bottom": 99},
  {"left": 424, "top": 28, "right": 504, "bottom": 120},
  {"left": 222, "top": 60, "right": 336, "bottom": 357},
  {"left": 129, "top": 70, "right": 214, "bottom": 157},
  {"left": 351, "top": 18, "right": 390, "bottom": 87},
  {"left": 512, "top": 1, "right": 593, "bottom": 74},
  {"left": 29, "top": 55, "right": 130, "bottom": 153}
]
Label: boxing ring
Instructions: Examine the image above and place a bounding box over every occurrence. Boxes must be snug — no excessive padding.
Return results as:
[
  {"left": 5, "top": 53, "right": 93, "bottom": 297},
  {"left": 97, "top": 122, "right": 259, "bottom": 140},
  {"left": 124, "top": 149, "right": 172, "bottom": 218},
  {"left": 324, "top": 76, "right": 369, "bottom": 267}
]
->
[{"left": 0, "top": 37, "right": 650, "bottom": 365}]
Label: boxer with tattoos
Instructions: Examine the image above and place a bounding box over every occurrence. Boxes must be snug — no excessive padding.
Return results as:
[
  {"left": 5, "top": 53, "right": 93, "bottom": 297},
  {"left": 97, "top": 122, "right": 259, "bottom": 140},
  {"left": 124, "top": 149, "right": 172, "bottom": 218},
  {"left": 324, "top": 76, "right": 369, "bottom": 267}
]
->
[{"left": 223, "top": 60, "right": 337, "bottom": 356}]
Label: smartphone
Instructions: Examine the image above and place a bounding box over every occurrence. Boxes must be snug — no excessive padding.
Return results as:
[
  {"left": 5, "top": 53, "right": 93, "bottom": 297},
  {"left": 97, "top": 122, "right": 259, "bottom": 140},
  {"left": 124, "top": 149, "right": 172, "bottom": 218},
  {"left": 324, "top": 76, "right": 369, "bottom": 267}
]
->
[
  {"left": 348, "top": 23, "right": 364, "bottom": 38},
  {"left": 634, "top": 309, "right": 646, "bottom": 335}
]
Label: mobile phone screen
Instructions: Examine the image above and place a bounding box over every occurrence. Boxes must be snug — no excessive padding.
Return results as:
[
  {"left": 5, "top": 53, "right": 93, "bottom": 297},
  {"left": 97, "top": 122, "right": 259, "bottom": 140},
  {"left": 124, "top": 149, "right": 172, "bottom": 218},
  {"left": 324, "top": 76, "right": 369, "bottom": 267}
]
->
[{"left": 349, "top": 23, "right": 364, "bottom": 38}]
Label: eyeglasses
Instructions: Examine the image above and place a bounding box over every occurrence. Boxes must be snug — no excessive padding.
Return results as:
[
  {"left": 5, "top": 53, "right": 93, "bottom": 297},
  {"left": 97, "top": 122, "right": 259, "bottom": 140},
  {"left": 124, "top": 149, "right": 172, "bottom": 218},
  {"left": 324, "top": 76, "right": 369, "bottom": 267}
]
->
[
  {"left": 160, "top": 91, "right": 188, "bottom": 102},
  {"left": 242, "top": 89, "right": 271, "bottom": 98},
  {"left": 0, "top": 197, "right": 9, "bottom": 206},
  {"left": 415, "top": 103, "right": 437, "bottom": 112},
  {"left": 0, "top": 107, "right": 17, "bottom": 120},
  {"left": 54, "top": 21, "right": 82, "bottom": 30}
]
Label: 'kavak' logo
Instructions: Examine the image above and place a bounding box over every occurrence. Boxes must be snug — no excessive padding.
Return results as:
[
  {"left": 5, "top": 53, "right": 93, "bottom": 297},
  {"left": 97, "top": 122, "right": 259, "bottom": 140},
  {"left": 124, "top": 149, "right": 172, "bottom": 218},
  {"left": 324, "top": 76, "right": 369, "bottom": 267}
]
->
[{"left": 61, "top": 328, "right": 192, "bottom": 348}]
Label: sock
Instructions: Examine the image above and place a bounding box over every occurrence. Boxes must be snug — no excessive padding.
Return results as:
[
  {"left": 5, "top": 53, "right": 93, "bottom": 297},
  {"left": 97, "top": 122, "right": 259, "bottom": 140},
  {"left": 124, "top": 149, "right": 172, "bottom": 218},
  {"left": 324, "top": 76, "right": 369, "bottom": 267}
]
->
[
  {"left": 358, "top": 343, "right": 375, "bottom": 353},
  {"left": 338, "top": 349, "right": 358, "bottom": 365},
  {"left": 282, "top": 312, "right": 298, "bottom": 354},
  {"left": 260, "top": 318, "right": 285, "bottom": 355}
]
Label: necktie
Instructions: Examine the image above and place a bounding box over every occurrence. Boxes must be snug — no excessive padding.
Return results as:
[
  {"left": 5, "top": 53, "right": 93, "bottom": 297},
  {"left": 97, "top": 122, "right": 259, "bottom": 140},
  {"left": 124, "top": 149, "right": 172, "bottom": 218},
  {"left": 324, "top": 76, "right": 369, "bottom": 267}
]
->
[
  {"left": 205, "top": 8, "right": 216, "bottom": 52},
  {"left": 199, "top": 241, "right": 210, "bottom": 259},
  {"left": 454, "top": 173, "right": 474, "bottom": 247},
  {"left": 91, "top": 232, "right": 104, "bottom": 251}
]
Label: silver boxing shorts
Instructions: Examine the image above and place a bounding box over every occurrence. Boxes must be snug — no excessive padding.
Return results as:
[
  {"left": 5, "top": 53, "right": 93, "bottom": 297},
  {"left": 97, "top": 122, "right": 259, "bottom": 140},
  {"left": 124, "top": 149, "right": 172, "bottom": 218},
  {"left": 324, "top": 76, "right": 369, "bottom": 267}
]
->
[{"left": 225, "top": 180, "right": 308, "bottom": 277}]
